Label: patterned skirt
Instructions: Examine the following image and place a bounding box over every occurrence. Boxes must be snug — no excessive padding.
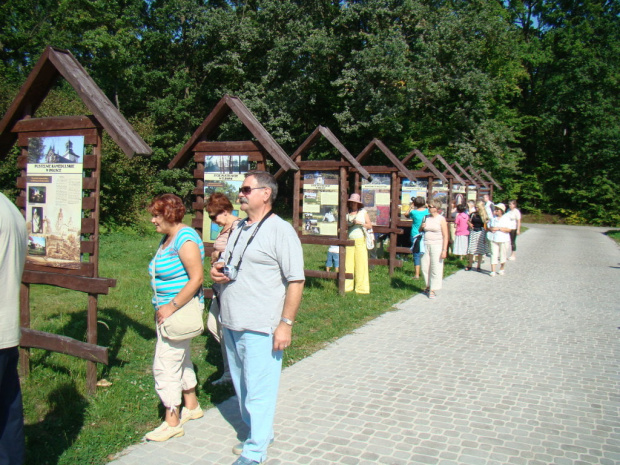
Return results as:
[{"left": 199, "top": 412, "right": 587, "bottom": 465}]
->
[{"left": 467, "top": 230, "right": 489, "bottom": 255}]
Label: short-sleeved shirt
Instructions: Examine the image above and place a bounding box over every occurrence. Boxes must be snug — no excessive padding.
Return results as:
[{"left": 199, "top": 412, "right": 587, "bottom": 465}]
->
[
  {"left": 505, "top": 208, "right": 521, "bottom": 230},
  {"left": 0, "top": 193, "right": 27, "bottom": 349},
  {"left": 454, "top": 212, "right": 470, "bottom": 236},
  {"left": 219, "top": 215, "right": 305, "bottom": 334},
  {"left": 149, "top": 227, "right": 205, "bottom": 308},
  {"left": 489, "top": 215, "right": 512, "bottom": 243},
  {"left": 409, "top": 208, "right": 429, "bottom": 237}
]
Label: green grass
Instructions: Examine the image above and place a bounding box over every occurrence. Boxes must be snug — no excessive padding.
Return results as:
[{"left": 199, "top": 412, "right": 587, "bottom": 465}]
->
[
  {"left": 606, "top": 230, "right": 620, "bottom": 244},
  {"left": 22, "top": 220, "right": 468, "bottom": 465}
]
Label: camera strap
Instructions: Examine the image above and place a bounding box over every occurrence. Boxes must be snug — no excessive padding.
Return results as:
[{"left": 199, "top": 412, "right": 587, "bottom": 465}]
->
[{"left": 226, "top": 209, "right": 273, "bottom": 270}]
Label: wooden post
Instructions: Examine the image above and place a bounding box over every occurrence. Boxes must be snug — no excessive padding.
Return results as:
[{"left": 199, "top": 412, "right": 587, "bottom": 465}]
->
[
  {"left": 19, "top": 282, "right": 30, "bottom": 378},
  {"left": 338, "top": 166, "right": 348, "bottom": 295}
]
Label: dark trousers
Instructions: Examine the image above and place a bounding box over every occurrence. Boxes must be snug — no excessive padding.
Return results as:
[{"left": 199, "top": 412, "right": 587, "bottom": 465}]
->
[
  {"left": 509, "top": 230, "right": 517, "bottom": 252},
  {"left": 0, "top": 347, "right": 25, "bottom": 465}
]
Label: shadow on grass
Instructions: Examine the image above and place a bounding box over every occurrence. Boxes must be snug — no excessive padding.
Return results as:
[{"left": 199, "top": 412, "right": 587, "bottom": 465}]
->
[
  {"left": 25, "top": 383, "right": 87, "bottom": 465},
  {"left": 26, "top": 307, "right": 155, "bottom": 379}
]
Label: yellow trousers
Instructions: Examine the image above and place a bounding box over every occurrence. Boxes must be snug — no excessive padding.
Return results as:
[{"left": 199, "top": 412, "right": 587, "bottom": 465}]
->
[{"left": 345, "top": 237, "right": 370, "bottom": 294}]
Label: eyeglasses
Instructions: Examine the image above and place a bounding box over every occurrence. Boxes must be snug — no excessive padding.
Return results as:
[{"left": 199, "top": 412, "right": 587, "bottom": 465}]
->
[{"left": 239, "top": 186, "right": 267, "bottom": 195}]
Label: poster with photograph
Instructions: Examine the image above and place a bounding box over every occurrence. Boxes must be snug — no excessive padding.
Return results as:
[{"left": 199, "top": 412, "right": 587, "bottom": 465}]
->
[
  {"left": 400, "top": 178, "right": 428, "bottom": 217},
  {"left": 203, "top": 155, "right": 249, "bottom": 241},
  {"left": 26, "top": 136, "right": 84, "bottom": 269},
  {"left": 302, "top": 171, "right": 339, "bottom": 236},
  {"left": 362, "top": 175, "right": 391, "bottom": 226},
  {"left": 432, "top": 179, "right": 449, "bottom": 213},
  {"left": 467, "top": 186, "right": 477, "bottom": 201},
  {"left": 453, "top": 183, "right": 467, "bottom": 207}
]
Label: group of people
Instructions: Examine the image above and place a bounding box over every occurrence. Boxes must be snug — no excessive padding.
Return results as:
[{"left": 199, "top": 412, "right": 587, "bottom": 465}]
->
[
  {"left": 146, "top": 171, "right": 304, "bottom": 465},
  {"left": 405, "top": 193, "right": 522, "bottom": 299}
]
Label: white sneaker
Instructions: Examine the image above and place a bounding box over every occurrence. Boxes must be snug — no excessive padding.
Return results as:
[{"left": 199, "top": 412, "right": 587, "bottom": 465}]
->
[
  {"left": 145, "top": 421, "right": 184, "bottom": 441},
  {"left": 498, "top": 270, "right": 505, "bottom": 276},
  {"left": 179, "top": 404, "right": 204, "bottom": 425},
  {"left": 508, "top": 256, "right": 516, "bottom": 261},
  {"left": 489, "top": 272, "right": 497, "bottom": 277}
]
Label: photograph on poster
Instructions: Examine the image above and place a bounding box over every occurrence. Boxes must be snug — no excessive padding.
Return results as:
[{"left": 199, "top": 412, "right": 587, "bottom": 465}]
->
[
  {"left": 28, "top": 186, "right": 46, "bottom": 203},
  {"left": 203, "top": 155, "right": 249, "bottom": 241},
  {"left": 28, "top": 236, "right": 46, "bottom": 256},
  {"left": 362, "top": 174, "right": 391, "bottom": 226},
  {"left": 26, "top": 136, "right": 84, "bottom": 269},
  {"left": 302, "top": 171, "right": 339, "bottom": 236},
  {"left": 400, "top": 178, "right": 428, "bottom": 217}
]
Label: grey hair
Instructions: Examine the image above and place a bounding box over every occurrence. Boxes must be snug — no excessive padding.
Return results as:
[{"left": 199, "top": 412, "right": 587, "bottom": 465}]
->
[{"left": 245, "top": 170, "right": 278, "bottom": 204}]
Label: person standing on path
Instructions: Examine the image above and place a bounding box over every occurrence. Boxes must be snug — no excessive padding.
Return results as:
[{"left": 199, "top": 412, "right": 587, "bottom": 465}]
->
[
  {"left": 404, "top": 196, "right": 429, "bottom": 280},
  {"left": 487, "top": 202, "right": 512, "bottom": 276},
  {"left": 420, "top": 198, "right": 449, "bottom": 299},
  {"left": 211, "top": 171, "right": 305, "bottom": 465},
  {"left": 505, "top": 199, "right": 522, "bottom": 261},
  {"left": 0, "top": 193, "right": 27, "bottom": 465}
]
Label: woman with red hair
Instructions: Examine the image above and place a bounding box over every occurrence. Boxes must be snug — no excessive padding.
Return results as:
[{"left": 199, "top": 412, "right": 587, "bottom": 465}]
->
[{"left": 146, "top": 194, "right": 205, "bottom": 441}]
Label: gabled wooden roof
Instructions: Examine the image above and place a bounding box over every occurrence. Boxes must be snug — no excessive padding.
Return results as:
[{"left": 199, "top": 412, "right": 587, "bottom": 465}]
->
[
  {"left": 170, "top": 95, "right": 297, "bottom": 172},
  {"left": 0, "top": 46, "right": 151, "bottom": 159},
  {"left": 479, "top": 168, "right": 502, "bottom": 190},
  {"left": 467, "top": 165, "right": 491, "bottom": 188},
  {"left": 430, "top": 154, "right": 466, "bottom": 185},
  {"left": 402, "top": 149, "right": 448, "bottom": 183},
  {"left": 356, "top": 139, "right": 417, "bottom": 181},
  {"left": 292, "top": 126, "right": 371, "bottom": 179},
  {"left": 451, "top": 161, "right": 479, "bottom": 186}
]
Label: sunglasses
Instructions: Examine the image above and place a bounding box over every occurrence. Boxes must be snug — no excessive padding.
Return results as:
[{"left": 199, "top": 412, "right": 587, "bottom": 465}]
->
[
  {"left": 239, "top": 186, "right": 267, "bottom": 195},
  {"left": 208, "top": 212, "right": 220, "bottom": 221}
]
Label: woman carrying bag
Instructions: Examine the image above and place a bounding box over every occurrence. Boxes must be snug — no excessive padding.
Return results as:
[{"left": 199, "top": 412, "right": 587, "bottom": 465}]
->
[
  {"left": 345, "top": 193, "right": 372, "bottom": 294},
  {"left": 146, "top": 194, "right": 205, "bottom": 442}
]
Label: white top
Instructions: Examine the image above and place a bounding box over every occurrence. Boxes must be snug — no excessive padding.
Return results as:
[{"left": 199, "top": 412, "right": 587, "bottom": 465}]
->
[
  {"left": 505, "top": 208, "right": 522, "bottom": 230},
  {"left": 0, "top": 193, "right": 27, "bottom": 349},
  {"left": 489, "top": 215, "right": 512, "bottom": 243}
]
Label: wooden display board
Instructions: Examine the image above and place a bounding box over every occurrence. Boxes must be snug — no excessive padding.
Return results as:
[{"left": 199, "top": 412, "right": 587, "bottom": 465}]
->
[
  {"left": 395, "top": 149, "right": 448, "bottom": 257},
  {"left": 291, "top": 126, "right": 370, "bottom": 295},
  {"left": 0, "top": 47, "right": 151, "bottom": 393},
  {"left": 352, "top": 139, "right": 417, "bottom": 276},
  {"left": 170, "top": 95, "right": 299, "bottom": 299},
  {"left": 452, "top": 161, "right": 481, "bottom": 203}
]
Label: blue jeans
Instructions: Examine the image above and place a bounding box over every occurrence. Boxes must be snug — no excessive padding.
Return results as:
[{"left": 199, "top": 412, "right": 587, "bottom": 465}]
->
[
  {"left": 0, "top": 347, "right": 24, "bottom": 465},
  {"left": 224, "top": 328, "right": 283, "bottom": 463}
]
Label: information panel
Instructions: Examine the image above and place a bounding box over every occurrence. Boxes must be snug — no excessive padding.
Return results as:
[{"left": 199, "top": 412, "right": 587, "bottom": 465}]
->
[
  {"left": 203, "top": 155, "right": 248, "bottom": 241},
  {"left": 26, "top": 136, "right": 84, "bottom": 269},
  {"left": 361, "top": 174, "right": 391, "bottom": 226},
  {"left": 400, "top": 178, "right": 428, "bottom": 217},
  {"left": 302, "top": 171, "right": 339, "bottom": 236}
]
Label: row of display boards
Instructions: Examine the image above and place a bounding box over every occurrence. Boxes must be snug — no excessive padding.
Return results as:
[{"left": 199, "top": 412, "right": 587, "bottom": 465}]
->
[{"left": 0, "top": 47, "right": 501, "bottom": 392}]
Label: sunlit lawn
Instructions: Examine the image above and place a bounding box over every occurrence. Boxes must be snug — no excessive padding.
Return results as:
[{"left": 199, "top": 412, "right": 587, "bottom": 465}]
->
[{"left": 21, "top": 218, "right": 468, "bottom": 465}]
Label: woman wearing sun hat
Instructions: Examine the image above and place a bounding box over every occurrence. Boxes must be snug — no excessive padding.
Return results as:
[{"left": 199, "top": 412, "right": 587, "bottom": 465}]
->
[{"left": 345, "top": 193, "right": 372, "bottom": 294}]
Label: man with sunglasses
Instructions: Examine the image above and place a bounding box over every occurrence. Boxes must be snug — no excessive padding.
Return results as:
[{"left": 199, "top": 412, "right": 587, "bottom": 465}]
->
[{"left": 211, "top": 170, "right": 305, "bottom": 465}]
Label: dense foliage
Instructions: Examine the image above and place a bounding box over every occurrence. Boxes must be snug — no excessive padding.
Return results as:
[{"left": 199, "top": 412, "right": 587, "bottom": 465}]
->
[{"left": 1, "top": 0, "right": 618, "bottom": 225}]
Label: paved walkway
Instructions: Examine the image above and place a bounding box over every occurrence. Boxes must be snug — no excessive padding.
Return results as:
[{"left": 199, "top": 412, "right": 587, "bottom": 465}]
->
[{"left": 111, "top": 224, "right": 620, "bottom": 465}]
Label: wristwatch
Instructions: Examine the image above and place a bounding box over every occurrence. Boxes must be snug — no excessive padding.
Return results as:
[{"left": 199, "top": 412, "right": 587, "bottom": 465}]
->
[
  {"left": 172, "top": 299, "right": 180, "bottom": 308},
  {"left": 280, "top": 317, "right": 294, "bottom": 326}
]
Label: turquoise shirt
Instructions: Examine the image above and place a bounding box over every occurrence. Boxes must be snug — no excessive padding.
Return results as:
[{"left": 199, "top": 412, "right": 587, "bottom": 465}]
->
[
  {"left": 149, "top": 227, "right": 205, "bottom": 308},
  {"left": 409, "top": 208, "right": 429, "bottom": 237}
]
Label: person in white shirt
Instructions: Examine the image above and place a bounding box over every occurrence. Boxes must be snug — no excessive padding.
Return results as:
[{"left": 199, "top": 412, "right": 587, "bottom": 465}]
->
[
  {"left": 0, "top": 193, "right": 27, "bottom": 465},
  {"left": 487, "top": 203, "right": 513, "bottom": 277},
  {"left": 505, "top": 200, "right": 522, "bottom": 260}
]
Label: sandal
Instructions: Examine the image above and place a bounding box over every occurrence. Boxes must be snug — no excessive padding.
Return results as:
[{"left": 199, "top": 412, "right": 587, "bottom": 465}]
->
[
  {"left": 423, "top": 288, "right": 429, "bottom": 295},
  {"left": 428, "top": 291, "right": 436, "bottom": 299},
  {"left": 465, "top": 266, "right": 472, "bottom": 271}
]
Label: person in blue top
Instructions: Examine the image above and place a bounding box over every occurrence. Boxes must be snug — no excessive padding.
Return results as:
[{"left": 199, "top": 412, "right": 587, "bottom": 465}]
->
[
  {"left": 405, "top": 196, "right": 429, "bottom": 280},
  {"left": 146, "top": 194, "right": 205, "bottom": 442}
]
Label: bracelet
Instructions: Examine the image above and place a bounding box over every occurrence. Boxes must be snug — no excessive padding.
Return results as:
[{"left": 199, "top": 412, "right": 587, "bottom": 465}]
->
[{"left": 280, "top": 317, "right": 294, "bottom": 326}]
